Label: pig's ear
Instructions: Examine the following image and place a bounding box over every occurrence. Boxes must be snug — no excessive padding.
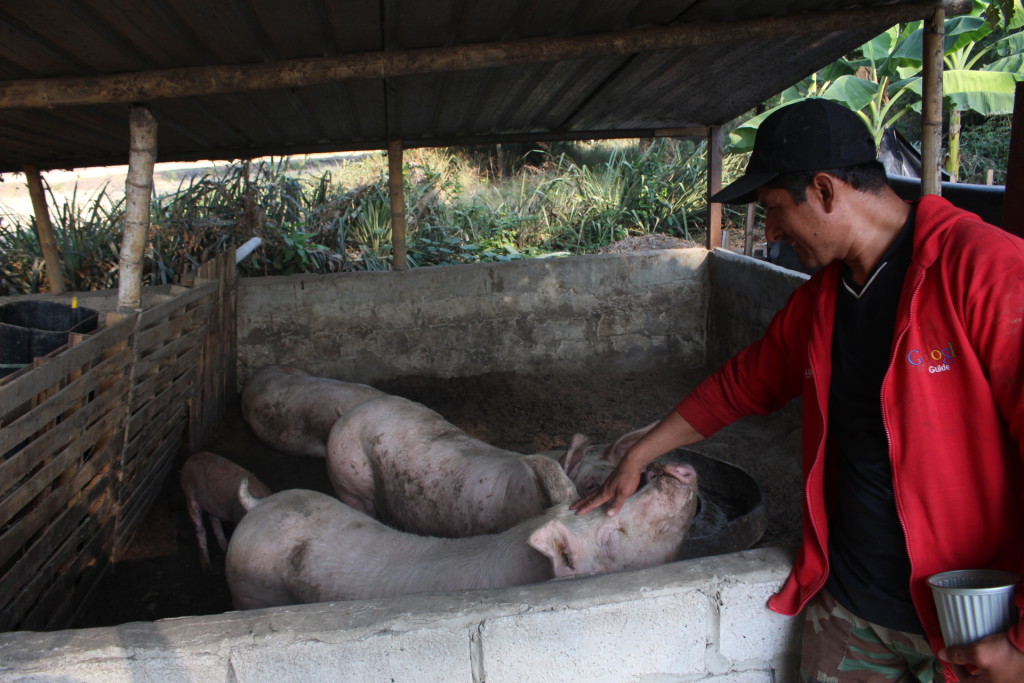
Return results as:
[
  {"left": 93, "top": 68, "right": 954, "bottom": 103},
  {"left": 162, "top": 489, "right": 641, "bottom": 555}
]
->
[
  {"left": 602, "top": 422, "right": 658, "bottom": 463},
  {"left": 529, "top": 519, "right": 584, "bottom": 578},
  {"left": 558, "top": 434, "right": 590, "bottom": 480}
]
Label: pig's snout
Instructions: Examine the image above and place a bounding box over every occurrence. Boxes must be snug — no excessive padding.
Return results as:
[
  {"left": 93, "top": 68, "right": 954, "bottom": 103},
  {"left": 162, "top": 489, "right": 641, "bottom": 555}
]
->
[{"left": 645, "top": 461, "right": 697, "bottom": 487}]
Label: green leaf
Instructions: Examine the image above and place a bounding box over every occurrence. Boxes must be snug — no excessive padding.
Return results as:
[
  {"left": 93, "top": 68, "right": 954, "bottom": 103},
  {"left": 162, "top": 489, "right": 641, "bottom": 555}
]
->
[
  {"left": 984, "top": 52, "right": 1024, "bottom": 74},
  {"left": 943, "top": 69, "right": 1019, "bottom": 114},
  {"left": 819, "top": 75, "right": 880, "bottom": 111},
  {"left": 889, "top": 26, "right": 925, "bottom": 66},
  {"left": 859, "top": 29, "right": 899, "bottom": 66},
  {"left": 945, "top": 16, "right": 993, "bottom": 54},
  {"left": 993, "top": 31, "right": 1024, "bottom": 57}
]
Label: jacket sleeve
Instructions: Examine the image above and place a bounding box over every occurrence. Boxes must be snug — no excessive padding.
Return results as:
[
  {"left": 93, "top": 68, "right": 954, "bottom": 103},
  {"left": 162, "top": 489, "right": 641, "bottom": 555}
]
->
[
  {"left": 676, "top": 276, "right": 818, "bottom": 437},
  {"left": 957, "top": 225, "right": 1024, "bottom": 652}
]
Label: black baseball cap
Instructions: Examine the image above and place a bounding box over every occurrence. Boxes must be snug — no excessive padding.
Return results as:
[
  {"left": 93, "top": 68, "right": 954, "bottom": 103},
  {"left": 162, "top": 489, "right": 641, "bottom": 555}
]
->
[{"left": 711, "top": 98, "right": 877, "bottom": 204}]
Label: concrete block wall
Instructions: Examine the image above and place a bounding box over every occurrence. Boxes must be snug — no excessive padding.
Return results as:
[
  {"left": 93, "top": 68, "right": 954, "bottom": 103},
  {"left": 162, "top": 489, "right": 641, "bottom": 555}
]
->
[
  {"left": 236, "top": 248, "right": 710, "bottom": 385},
  {"left": 0, "top": 548, "right": 800, "bottom": 682},
  {"left": 705, "top": 250, "right": 808, "bottom": 370}
]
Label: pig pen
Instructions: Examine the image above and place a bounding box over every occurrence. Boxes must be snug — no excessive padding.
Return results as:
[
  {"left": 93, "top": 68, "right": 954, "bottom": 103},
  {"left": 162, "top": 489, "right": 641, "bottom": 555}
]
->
[{"left": 0, "top": 247, "right": 810, "bottom": 682}]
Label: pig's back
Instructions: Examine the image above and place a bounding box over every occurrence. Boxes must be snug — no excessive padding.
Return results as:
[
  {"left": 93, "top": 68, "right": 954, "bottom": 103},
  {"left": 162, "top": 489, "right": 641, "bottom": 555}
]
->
[
  {"left": 242, "top": 366, "right": 386, "bottom": 456},
  {"left": 346, "top": 396, "right": 560, "bottom": 536}
]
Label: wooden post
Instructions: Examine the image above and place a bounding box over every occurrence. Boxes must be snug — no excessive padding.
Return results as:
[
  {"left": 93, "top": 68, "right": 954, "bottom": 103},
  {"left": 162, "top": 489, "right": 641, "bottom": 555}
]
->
[
  {"left": 117, "top": 106, "right": 157, "bottom": 312},
  {"left": 388, "top": 140, "right": 408, "bottom": 271},
  {"left": 921, "top": 6, "right": 944, "bottom": 197},
  {"left": 744, "top": 203, "right": 756, "bottom": 256},
  {"left": 23, "top": 164, "right": 66, "bottom": 294},
  {"left": 1001, "top": 81, "right": 1024, "bottom": 237},
  {"left": 706, "top": 126, "right": 723, "bottom": 250}
]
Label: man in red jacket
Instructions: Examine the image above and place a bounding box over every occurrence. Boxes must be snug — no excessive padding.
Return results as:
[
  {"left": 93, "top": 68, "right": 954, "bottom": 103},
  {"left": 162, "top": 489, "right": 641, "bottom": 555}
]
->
[{"left": 573, "top": 98, "right": 1024, "bottom": 683}]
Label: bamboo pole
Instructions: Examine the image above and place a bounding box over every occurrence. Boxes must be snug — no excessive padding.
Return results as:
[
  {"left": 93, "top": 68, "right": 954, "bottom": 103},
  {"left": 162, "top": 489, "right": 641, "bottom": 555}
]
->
[
  {"left": 117, "top": 107, "right": 157, "bottom": 312},
  {"left": 23, "top": 164, "right": 65, "bottom": 294},
  {"left": 921, "top": 6, "right": 944, "bottom": 197},
  {"left": 388, "top": 140, "right": 408, "bottom": 272},
  {"left": 0, "top": 1, "right": 970, "bottom": 110},
  {"left": 706, "top": 126, "right": 723, "bottom": 250}
]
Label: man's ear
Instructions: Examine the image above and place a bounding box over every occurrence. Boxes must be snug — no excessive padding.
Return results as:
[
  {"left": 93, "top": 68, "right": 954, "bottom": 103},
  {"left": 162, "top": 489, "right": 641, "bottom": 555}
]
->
[{"left": 810, "top": 172, "right": 838, "bottom": 212}]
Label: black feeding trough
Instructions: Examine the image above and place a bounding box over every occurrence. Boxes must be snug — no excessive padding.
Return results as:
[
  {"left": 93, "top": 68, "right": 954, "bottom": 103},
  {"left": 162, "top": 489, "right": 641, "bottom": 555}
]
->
[
  {"left": 0, "top": 300, "right": 99, "bottom": 377},
  {"left": 673, "top": 449, "right": 767, "bottom": 560}
]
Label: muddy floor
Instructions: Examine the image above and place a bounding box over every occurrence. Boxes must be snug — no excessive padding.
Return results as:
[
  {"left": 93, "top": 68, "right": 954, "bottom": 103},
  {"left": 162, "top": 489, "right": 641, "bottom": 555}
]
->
[{"left": 73, "top": 366, "right": 803, "bottom": 629}]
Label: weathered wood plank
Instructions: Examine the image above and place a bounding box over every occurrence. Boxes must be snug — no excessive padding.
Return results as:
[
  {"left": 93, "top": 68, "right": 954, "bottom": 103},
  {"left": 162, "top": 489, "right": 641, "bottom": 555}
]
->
[
  {"left": 0, "top": 405, "right": 122, "bottom": 528},
  {"left": 0, "top": 438, "right": 118, "bottom": 614},
  {"left": 0, "top": 351, "right": 128, "bottom": 455},
  {"left": 134, "top": 297, "right": 211, "bottom": 351},
  {"left": 21, "top": 519, "right": 111, "bottom": 631},
  {"left": 0, "top": 382, "right": 125, "bottom": 495},
  {"left": 136, "top": 281, "right": 214, "bottom": 329},
  {"left": 130, "top": 324, "right": 206, "bottom": 384},
  {"left": 0, "top": 316, "right": 135, "bottom": 412},
  {"left": 128, "top": 344, "right": 201, "bottom": 418},
  {"left": 0, "top": 413, "right": 121, "bottom": 569}
]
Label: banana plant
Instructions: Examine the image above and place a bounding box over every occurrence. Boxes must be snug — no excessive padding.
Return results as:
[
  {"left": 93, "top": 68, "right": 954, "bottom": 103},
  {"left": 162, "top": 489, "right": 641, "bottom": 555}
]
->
[{"left": 727, "top": 0, "right": 1023, "bottom": 182}]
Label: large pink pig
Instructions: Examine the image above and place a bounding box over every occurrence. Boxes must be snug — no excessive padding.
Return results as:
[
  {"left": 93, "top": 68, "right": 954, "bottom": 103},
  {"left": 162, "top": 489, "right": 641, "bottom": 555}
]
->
[
  {"left": 226, "top": 456, "right": 698, "bottom": 608},
  {"left": 325, "top": 394, "right": 601, "bottom": 537},
  {"left": 180, "top": 451, "right": 272, "bottom": 570},
  {"left": 241, "top": 365, "right": 386, "bottom": 457}
]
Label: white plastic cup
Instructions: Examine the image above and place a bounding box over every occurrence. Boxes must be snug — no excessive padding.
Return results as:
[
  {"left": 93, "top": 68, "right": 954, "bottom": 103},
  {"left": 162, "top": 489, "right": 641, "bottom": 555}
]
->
[{"left": 927, "top": 569, "right": 1020, "bottom": 647}]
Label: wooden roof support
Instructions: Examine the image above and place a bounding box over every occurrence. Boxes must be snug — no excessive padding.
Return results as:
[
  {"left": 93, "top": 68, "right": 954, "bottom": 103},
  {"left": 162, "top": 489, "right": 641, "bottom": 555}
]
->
[
  {"left": 920, "top": 6, "right": 945, "bottom": 196},
  {"left": 388, "top": 140, "right": 408, "bottom": 272},
  {"left": 0, "top": 1, "right": 970, "bottom": 110},
  {"left": 706, "top": 126, "right": 723, "bottom": 250},
  {"left": 117, "top": 106, "right": 157, "bottom": 312},
  {"left": 22, "top": 164, "right": 65, "bottom": 294}
]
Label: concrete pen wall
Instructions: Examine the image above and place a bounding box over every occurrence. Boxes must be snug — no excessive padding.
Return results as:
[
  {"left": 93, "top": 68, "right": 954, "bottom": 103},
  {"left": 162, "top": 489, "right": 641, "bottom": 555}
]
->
[
  {"left": 0, "top": 248, "right": 812, "bottom": 681},
  {"left": 236, "top": 248, "right": 711, "bottom": 385}
]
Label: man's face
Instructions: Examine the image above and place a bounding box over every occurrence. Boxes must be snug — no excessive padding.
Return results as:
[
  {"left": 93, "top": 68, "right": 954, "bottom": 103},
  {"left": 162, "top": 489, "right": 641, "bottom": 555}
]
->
[{"left": 757, "top": 184, "right": 837, "bottom": 270}]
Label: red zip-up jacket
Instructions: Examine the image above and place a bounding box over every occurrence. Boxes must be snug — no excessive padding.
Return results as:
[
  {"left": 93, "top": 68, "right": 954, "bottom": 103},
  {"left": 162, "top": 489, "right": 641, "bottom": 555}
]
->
[{"left": 676, "top": 195, "right": 1024, "bottom": 671}]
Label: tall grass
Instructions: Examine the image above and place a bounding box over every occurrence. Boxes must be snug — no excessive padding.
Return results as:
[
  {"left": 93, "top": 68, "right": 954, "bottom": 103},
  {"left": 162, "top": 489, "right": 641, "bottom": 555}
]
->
[{"left": 0, "top": 140, "right": 739, "bottom": 294}]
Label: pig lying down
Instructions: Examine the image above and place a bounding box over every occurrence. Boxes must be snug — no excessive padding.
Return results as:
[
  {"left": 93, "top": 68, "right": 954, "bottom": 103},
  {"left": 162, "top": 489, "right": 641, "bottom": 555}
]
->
[
  {"left": 226, "top": 457, "right": 698, "bottom": 608},
  {"left": 241, "top": 365, "right": 385, "bottom": 457},
  {"left": 180, "top": 451, "right": 272, "bottom": 570},
  {"left": 326, "top": 394, "right": 604, "bottom": 537}
]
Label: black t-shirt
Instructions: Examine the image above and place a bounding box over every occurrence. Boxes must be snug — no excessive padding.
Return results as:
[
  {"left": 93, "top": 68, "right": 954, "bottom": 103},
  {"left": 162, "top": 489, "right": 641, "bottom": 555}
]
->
[{"left": 824, "top": 207, "right": 924, "bottom": 634}]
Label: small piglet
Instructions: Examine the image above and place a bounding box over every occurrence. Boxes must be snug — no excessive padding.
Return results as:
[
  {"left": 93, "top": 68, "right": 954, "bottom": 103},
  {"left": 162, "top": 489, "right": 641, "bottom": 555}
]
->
[{"left": 180, "top": 451, "right": 272, "bottom": 570}]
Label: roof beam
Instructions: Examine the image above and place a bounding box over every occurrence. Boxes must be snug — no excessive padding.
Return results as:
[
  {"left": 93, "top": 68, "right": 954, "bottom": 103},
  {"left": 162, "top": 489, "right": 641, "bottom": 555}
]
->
[{"left": 0, "top": 0, "right": 968, "bottom": 110}]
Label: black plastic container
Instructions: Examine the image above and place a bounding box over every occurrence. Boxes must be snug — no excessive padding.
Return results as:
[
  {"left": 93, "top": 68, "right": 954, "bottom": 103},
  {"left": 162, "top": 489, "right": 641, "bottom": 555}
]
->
[{"left": 0, "top": 301, "right": 99, "bottom": 377}]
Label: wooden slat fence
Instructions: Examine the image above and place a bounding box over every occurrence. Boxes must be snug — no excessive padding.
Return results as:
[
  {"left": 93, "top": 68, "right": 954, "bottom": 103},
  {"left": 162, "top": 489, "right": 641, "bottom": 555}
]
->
[{"left": 0, "top": 251, "right": 236, "bottom": 632}]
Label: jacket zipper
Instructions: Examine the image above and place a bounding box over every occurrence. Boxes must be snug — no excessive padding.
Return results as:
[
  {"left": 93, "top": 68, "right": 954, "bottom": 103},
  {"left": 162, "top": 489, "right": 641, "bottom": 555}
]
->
[
  {"left": 882, "top": 272, "right": 955, "bottom": 680},
  {"left": 804, "top": 341, "right": 830, "bottom": 602}
]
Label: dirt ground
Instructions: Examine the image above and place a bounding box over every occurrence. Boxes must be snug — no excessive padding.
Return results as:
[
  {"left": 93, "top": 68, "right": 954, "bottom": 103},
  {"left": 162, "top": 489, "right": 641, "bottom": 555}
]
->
[{"left": 73, "top": 366, "right": 804, "bottom": 630}]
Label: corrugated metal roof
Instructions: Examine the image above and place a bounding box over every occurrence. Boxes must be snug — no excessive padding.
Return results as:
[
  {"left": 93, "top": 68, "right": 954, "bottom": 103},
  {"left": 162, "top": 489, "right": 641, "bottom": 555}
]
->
[{"left": 0, "top": 0, "right": 950, "bottom": 172}]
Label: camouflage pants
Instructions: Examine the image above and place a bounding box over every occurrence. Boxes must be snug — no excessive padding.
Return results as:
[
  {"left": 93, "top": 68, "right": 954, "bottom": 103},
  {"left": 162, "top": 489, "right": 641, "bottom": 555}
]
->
[{"left": 799, "top": 589, "right": 968, "bottom": 682}]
